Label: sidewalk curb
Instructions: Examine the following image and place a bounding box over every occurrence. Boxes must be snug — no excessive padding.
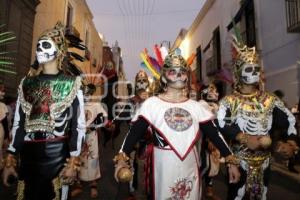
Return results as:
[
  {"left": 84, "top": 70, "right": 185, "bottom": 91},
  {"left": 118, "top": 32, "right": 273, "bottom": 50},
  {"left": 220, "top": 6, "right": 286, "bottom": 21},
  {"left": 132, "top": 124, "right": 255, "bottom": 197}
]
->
[{"left": 271, "top": 162, "right": 300, "bottom": 184}]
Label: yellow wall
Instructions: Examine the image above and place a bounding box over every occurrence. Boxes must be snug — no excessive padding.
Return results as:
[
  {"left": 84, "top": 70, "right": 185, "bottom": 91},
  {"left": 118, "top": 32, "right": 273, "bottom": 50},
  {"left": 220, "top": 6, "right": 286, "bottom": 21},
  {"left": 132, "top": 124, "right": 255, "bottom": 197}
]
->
[
  {"left": 31, "top": 0, "right": 67, "bottom": 61},
  {"left": 31, "top": 0, "right": 103, "bottom": 77}
]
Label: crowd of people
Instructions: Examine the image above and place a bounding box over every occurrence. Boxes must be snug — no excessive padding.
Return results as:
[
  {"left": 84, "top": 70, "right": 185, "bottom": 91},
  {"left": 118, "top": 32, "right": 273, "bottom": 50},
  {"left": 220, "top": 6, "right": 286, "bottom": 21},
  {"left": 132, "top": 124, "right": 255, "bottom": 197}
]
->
[{"left": 0, "top": 22, "right": 299, "bottom": 200}]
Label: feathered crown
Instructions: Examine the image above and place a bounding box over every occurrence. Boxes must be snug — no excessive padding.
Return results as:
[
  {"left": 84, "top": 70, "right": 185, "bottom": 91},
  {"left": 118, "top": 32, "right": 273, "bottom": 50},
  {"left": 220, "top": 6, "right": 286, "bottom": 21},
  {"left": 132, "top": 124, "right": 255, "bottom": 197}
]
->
[
  {"left": 163, "top": 48, "right": 188, "bottom": 70},
  {"left": 231, "top": 35, "right": 259, "bottom": 69},
  {"left": 135, "top": 70, "right": 148, "bottom": 81}
]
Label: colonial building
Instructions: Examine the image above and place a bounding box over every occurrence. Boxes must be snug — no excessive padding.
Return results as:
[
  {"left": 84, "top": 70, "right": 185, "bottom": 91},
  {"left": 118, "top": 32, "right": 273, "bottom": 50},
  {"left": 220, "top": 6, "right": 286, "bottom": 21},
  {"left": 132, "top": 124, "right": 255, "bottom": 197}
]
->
[
  {"left": 32, "top": 0, "right": 103, "bottom": 95},
  {"left": 173, "top": 0, "right": 300, "bottom": 107},
  {"left": 0, "top": 0, "right": 40, "bottom": 98}
]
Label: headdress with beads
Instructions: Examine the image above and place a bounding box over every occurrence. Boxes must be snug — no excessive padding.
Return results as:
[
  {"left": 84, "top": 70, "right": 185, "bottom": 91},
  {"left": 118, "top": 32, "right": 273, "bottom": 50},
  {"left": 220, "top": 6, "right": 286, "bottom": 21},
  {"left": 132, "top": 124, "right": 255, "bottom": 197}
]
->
[
  {"left": 38, "top": 22, "right": 67, "bottom": 70},
  {"left": 231, "top": 24, "right": 263, "bottom": 90},
  {"left": 31, "top": 21, "right": 88, "bottom": 77},
  {"left": 135, "top": 70, "right": 149, "bottom": 82},
  {"left": 162, "top": 49, "right": 188, "bottom": 70}
]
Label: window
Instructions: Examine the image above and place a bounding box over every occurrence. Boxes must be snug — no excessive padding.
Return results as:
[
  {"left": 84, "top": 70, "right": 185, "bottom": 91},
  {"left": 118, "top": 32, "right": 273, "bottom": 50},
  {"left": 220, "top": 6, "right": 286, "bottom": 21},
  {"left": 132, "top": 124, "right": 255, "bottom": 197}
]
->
[
  {"left": 85, "top": 29, "right": 90, "bottom": 60},
  {"left": 212, "top": 27, "right": 221, "bottom": 71},
  {"left": 286, "top": 0, "right": 300, "bottom": 32},
  {"left": 66, "top": 3, "right": 73, "bottom": 28},
  {"left": 196, "top": 46, "right": 202, "bottom": 82},
  {"left": 227, "top": 0, "right": 256, "bottom": 47},
  {"left": 206, "top": 27, "right": 221, "bottom": 76},
  {"left": 85, "top": 29, "right": 89, "bottom": 49},
  {"left": 244, "top": 0, "right": 256, "bottom": 47}
]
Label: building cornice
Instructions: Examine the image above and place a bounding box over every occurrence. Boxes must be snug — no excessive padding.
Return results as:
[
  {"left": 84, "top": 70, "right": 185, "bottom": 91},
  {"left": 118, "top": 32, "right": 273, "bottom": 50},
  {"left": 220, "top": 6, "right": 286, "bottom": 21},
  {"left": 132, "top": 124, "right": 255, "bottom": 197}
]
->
[
  {"left": 187, "top": 0, "right": 215, "bottom": 38},
  {"left": 81, "top": 0, "right": 93, "bottom": 19},
  {"left": 172, "top": 0, "right": 216, "bottom": 49}
]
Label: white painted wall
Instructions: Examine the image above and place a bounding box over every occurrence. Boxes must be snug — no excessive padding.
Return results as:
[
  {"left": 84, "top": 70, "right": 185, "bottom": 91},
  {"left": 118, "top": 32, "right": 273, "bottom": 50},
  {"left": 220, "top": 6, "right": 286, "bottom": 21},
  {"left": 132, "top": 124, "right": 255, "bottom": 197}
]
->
[
  {"left": 180, "top": 0, "right": 240, "bottom": 84},
  {"left": 180, "top": 0, "right": 300, "bottom": 107},
  {"left": 255, "top": 0, "right": 300, "bottom": 107}
]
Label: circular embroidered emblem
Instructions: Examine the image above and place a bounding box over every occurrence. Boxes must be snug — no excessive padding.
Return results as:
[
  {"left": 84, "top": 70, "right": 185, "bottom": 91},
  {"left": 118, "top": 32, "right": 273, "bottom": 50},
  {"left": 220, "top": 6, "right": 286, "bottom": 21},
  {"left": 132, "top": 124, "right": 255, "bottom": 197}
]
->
[{"left": 164, "top": 107, "right": 193, "bottom": 131}]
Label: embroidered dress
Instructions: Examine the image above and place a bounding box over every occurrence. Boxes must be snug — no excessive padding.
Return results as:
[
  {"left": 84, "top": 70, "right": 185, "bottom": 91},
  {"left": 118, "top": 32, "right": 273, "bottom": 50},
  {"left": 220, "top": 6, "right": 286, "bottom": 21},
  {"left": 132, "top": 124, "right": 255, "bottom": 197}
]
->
[
  {"left": 79, "top": 102, "right": 107, "bottom": 181},
  {"left": 121, "top": 96, "right": 233, "bottom": 200}
]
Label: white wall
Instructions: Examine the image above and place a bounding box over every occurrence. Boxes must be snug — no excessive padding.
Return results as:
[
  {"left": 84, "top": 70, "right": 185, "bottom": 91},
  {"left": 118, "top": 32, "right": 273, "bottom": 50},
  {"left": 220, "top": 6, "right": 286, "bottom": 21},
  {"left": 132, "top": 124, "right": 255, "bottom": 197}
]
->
[
  {"left": 255, "top": 0, "right": 300, "bottom": 107},
  {"left": 180, "top": 0, "right": 240, "bottom": 85},
  {"left": 181, "top": 0, "right": 300, "bottom": 107}
]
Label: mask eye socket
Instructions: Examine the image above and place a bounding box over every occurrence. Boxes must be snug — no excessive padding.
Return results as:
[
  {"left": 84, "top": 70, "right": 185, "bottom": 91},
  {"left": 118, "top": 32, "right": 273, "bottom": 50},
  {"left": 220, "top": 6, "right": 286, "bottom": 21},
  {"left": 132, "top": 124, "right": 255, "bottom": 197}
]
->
[
  {"left": 244, "top": 67, "right": 253, "bottom": 73},
  {"left": 255, "top": 67, "right": 260, "bottom": 72},
  {"left": 167, "top": 69, "right": 177, "bottom": 76},
  {"left": 42, "top": 41, "right": 52, "bottom": 49},
  {"left": 179, "top": 68, "right": 188, "bottom": 75}
]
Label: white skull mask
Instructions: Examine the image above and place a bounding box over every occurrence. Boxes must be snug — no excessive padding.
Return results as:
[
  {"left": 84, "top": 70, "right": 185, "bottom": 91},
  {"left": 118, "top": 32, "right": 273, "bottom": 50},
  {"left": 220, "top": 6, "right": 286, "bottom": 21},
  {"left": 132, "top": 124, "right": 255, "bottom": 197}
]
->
[
  {"left": 135, "top": 78, "right": 149, "bottom": 91},
  {"left": 241, "top": 63, "right": 261, "bottom": 84},
  {"left": 36, "top": 39, "right": 57, "bottom": 64}
]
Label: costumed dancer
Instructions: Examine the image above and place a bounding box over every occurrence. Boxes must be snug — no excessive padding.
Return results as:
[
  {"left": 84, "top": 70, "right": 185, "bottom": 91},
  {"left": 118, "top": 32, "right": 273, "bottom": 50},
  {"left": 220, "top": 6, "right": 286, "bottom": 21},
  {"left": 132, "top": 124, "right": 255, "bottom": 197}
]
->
[
  {"left": 0, "top": 82, "right": 9, "bottom": 170},
  {"left": 71, "top": 83, "right": 108, "bottom": 198},
  {"left": 102, "top": 60, "right": 120, "bottom": 147},
  {"left": 131, "top": 70, "right": 150, "bottom": 111},
  {"left": 128, "top": 70, "right": 151, "bottom": 194},
  {"left": 113, "top": 50, "right": 241, "bottom": 200},
  {"left": 217, "top": 36, "right": 299, "bottom": 200},
  {"left": 2, "top": 22, "right": 86, "bottom": 200},
  {"left": 199, "top": 83, "right": 221, "bottom": 200}
]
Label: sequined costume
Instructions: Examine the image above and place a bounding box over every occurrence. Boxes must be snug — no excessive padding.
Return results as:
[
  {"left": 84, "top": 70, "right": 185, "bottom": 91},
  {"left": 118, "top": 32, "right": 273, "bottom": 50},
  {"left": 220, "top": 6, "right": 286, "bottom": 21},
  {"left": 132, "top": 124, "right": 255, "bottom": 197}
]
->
[
  {"left": 218, "top": 90, "right": 297, "bottom": 200},
  {"left": 7, "top": 72, "right": 85, "bottom": 200},
  {"left": 4, "top": 22, "right": 86, "bottom": 200},
  {"left": 217, "top": 35, "right": 297, "bottom": 200}
]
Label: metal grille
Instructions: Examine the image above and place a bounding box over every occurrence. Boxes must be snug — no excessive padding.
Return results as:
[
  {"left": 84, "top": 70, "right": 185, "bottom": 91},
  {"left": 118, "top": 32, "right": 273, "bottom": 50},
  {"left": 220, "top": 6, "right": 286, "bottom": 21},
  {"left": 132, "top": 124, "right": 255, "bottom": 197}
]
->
[{"left": 286, "top": 0, "right": 300, "bottom": 32}]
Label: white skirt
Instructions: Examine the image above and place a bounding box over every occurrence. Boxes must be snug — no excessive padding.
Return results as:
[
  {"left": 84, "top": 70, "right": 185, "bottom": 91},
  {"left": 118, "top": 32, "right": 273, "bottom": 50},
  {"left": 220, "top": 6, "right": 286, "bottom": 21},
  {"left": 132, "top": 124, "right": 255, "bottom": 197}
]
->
[
  {"left": 79, "top": 130, "right": 101, "bottom": 181},
  {"left": 153, "top": 146, "right": 201, "bottom": 200}
]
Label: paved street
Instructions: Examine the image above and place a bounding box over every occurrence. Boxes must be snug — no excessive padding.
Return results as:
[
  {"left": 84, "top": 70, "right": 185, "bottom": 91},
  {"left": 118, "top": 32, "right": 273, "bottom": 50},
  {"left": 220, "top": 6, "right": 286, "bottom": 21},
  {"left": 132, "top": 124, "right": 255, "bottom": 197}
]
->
[{"left": 1, "top": 122, "right": 300, "bottom": 200}]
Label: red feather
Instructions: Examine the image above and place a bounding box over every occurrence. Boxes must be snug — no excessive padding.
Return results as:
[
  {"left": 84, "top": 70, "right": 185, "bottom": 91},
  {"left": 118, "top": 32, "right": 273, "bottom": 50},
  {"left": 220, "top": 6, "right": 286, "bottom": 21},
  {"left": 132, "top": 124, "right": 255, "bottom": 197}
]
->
[{"left": 154, "top": 44, "right": 163, "bottom": 67}]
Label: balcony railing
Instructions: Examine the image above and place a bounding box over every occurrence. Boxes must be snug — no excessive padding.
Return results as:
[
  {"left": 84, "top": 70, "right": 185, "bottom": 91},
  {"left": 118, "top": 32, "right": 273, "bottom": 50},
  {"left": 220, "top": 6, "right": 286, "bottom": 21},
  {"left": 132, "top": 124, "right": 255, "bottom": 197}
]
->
[{"left": 286, "top": 0, "right": 300, "bottom": 32}]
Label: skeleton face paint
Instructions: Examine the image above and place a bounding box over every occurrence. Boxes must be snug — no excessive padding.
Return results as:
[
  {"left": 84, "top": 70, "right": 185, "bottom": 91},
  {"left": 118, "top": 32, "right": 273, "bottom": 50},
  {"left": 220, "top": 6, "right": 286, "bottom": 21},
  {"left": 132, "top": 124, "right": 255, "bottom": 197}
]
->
[
  {"left": 241, "top": 63, "right": 261, "bottom": 84},
  {"left": 36, "top": 39, "right": 57, "bottom": 64},
  {"left": 165, "top": 67, "right": 188, "bottom": 89}
]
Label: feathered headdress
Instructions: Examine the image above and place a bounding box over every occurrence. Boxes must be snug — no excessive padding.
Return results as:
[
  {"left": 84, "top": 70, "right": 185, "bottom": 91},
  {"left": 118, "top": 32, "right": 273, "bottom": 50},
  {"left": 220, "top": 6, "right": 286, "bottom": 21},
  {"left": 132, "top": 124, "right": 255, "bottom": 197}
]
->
[
  {"left": 31, "top": 21, "right": 87, "bottom": 76},
  {"left": 231, "top": 21, "right": 263, "bottom": 90}
]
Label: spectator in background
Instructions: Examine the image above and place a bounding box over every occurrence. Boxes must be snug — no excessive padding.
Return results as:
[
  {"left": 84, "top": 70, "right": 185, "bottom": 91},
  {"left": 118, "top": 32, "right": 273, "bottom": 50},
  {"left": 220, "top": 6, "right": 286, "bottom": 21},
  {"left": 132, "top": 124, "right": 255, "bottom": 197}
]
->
[
  {"left": 0, "top": 81, "right": 9, "bottom": 170},
  {"left": 273, "top": 90, "right": 299, "bottom": 173},
  {"left": 273, "top": 90, "right": 286, "bottom": 104}
]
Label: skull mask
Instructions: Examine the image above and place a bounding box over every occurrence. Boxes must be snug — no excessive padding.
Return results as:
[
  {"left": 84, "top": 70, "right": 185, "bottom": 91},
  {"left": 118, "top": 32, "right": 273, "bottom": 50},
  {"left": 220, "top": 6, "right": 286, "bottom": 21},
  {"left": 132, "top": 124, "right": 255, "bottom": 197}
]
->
[
  {"left": 241, "top": 63, "right": 261, "bottom": 84},
  {"left": 36, "top": 39, "right": 57, "bottom": 64},
  {"left": 206, "top": 84, "right": 219, "bottom": 101},
  {"left": 135, "top": 71, "right": 149, "bottom": 92}
]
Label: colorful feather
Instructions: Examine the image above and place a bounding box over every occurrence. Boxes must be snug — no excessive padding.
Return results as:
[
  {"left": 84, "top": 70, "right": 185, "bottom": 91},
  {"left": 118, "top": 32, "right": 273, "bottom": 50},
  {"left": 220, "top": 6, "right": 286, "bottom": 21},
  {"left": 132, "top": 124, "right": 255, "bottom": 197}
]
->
[{"left": 154, "top": 44, "right": 163, "bottom": 67}]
